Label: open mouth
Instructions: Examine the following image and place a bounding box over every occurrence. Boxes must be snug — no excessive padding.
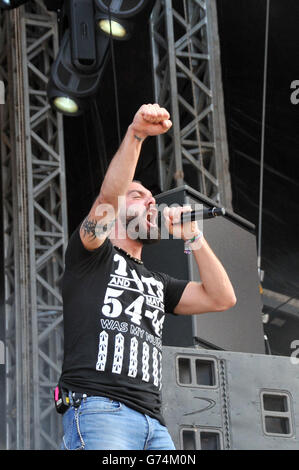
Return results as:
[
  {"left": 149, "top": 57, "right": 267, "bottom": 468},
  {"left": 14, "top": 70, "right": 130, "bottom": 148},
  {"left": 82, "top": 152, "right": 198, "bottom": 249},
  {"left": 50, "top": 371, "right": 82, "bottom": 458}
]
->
[{"left": 145, "top": 208, "right": 158, "bottom": 228}]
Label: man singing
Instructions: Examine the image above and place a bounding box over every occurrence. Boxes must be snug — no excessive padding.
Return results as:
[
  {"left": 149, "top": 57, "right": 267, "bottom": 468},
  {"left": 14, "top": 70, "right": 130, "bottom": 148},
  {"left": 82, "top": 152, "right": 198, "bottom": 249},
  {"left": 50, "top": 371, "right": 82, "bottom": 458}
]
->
[{"left": 58, "top": 103, "right": 236, "bottom": 450}]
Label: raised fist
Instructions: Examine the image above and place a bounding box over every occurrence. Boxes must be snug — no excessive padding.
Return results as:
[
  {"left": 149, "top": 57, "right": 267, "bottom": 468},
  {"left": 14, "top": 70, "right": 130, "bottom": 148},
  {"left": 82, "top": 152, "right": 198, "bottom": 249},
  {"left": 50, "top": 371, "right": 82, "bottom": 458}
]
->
[{"left": 131, "top": 103, "right": 172, "bottom": 140}]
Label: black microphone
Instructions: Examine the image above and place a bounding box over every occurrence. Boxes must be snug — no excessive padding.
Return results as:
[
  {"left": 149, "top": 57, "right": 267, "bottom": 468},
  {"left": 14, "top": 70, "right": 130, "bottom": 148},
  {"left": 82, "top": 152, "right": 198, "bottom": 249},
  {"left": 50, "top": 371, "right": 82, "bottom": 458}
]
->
[{"left": 180, "top": 206, "right": 225, "bottom": 222}]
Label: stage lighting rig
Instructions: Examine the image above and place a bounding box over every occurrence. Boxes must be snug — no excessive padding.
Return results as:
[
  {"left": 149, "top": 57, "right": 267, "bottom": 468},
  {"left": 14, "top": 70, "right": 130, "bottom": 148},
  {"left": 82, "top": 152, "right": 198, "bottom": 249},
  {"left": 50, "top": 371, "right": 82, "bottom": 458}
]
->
[
  {"left": 47, "top": 76, "right": 81, "bottom": 115},
  {"left": 47, "top": 0, "right": 154, "bottom": 115},
  {"left": 48, "top": 0, "right": 110, "bottom": 116},
  {"left": 97, "top": 15, "right": 131, "bottom": 40}
]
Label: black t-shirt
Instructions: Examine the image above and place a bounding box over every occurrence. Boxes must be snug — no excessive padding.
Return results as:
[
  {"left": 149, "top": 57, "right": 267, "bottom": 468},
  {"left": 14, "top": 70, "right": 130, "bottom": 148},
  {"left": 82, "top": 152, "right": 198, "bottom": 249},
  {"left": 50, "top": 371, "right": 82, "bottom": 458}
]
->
[{"left": 59, "top": 227, "right": 188, "bottom": 424}]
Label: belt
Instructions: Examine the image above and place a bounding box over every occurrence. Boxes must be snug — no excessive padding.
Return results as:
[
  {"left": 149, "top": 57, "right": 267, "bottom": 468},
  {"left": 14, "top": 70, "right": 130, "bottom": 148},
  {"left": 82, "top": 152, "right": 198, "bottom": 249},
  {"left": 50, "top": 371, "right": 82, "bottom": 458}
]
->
[{"left": 69, "top": 391, "right": 115, "bottom": 408}]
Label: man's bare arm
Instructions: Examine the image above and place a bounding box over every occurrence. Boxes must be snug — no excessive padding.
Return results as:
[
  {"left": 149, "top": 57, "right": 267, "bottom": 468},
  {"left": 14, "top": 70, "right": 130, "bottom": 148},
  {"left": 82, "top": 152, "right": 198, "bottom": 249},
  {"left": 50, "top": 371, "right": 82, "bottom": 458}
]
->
[
  {"left": 173, "top": 239, "right": 237, "bottom": 315},
  {"left": 80, "top": 104, "right": 172, "bottom": 250},
  {"left": 163, "top": 206, "right": 236, "bottom": 314}
]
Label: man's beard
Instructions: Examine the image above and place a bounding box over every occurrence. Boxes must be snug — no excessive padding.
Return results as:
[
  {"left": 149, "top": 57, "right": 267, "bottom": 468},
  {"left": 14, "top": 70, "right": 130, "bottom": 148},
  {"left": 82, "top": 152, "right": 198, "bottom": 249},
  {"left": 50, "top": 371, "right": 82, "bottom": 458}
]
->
[{"left": 125, "top": 215, "right": 161, "bottom": 245}]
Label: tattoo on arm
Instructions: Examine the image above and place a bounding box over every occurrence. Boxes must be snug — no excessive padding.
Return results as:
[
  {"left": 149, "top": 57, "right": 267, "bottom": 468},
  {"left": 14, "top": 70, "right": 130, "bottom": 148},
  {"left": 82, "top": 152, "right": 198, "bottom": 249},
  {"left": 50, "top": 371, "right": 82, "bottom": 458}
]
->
[
  {"left": 81, "top": 215, "right": 116, "bottom": 239},
  {"left": 81, "top": 217, "right": 97, "bottom": 240}
]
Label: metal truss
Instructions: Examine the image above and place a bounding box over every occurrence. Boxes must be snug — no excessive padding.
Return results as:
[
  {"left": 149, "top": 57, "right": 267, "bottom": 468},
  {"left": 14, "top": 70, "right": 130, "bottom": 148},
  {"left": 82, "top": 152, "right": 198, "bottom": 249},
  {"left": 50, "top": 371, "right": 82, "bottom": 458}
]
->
[
  {"left": 150, "top": 0, "right": 233, "bottom": 208},
  {"left": 0, "top": 1, "right": 68, "bottom": 449}
]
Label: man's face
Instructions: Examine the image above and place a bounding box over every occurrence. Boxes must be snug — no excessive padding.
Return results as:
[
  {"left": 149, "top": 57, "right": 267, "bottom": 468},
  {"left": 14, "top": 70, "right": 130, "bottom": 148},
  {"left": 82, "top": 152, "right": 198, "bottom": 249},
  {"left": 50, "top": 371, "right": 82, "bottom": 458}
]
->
[{"left": 120, "top": 182, "right": 160, "bottom": 244}]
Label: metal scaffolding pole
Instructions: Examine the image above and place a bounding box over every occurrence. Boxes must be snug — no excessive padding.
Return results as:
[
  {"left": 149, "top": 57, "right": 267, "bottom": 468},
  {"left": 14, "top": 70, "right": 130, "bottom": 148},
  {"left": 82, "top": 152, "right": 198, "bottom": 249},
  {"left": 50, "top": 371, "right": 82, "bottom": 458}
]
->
[
  {"left": 0, "top": 1, "right": 68, "bottom": 449},
  {"left": 150, "top": 0, "right": 233, "bottom": 208}
]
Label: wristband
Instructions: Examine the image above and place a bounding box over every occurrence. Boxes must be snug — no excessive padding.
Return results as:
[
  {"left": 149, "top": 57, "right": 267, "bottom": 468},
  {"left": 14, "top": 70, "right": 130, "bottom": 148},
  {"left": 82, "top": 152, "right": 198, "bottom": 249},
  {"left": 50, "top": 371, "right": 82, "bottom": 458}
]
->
[
  {"left": 184, "top": 231, "right": 203, "bottom": 254},
  {"left": 134, "top": 134, "right": 143, "bottom": 142}
]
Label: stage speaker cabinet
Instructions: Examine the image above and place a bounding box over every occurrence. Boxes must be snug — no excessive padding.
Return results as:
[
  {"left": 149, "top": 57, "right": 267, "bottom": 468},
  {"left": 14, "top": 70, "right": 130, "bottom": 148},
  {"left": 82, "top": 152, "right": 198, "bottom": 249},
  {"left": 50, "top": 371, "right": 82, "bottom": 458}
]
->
[
  {"left": 142, "top": 185, "right": 265, "bottom": 354},
  {"left": 161, "top": 346, "right": 299, "bottom": 450}
]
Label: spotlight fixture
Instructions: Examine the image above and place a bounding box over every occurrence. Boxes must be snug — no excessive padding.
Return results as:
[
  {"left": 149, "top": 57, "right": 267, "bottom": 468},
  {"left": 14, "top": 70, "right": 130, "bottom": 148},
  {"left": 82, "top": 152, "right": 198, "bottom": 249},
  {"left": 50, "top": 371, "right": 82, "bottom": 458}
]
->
[
  {"left": 47, "top": 0, "right": 154, "bottom": 115},
  {"left": 47, "top": 28, "right": 109, "bottom": 116},
  {"left": 94, "top": 0, "right": 151, "bottom": 40},
  {"left": 47, "top": 77, "right": 82, "bottom": 116},
  {"left": 96, "top": 14, "right": 131, "bottom": 40},
  {"left": 53, "top": 96, "right": 78, "bottom": 114},
  {"left": 47, "top": 0, "right": 110, "bottom": 116},
  {"left": 0, "top": 0, "right": 28, "bottom": 9}
]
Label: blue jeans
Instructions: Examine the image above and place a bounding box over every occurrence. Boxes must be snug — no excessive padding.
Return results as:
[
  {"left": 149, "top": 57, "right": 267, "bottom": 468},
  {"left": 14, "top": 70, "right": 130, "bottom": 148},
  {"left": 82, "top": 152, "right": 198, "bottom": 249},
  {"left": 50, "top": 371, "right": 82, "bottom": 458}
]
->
[{"left": 60, "top": 395, "right": 176, "bottom": 450}]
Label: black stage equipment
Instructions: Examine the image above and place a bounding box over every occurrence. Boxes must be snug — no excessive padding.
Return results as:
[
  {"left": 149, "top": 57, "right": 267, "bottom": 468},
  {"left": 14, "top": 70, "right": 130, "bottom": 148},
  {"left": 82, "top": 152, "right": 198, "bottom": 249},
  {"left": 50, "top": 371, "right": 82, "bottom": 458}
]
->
[
  {"left": 47, "top": 0, "right": 153, "bottom": 114},
  {"left": 47, "top": 0, "right": 110, "bottom": 116}
]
